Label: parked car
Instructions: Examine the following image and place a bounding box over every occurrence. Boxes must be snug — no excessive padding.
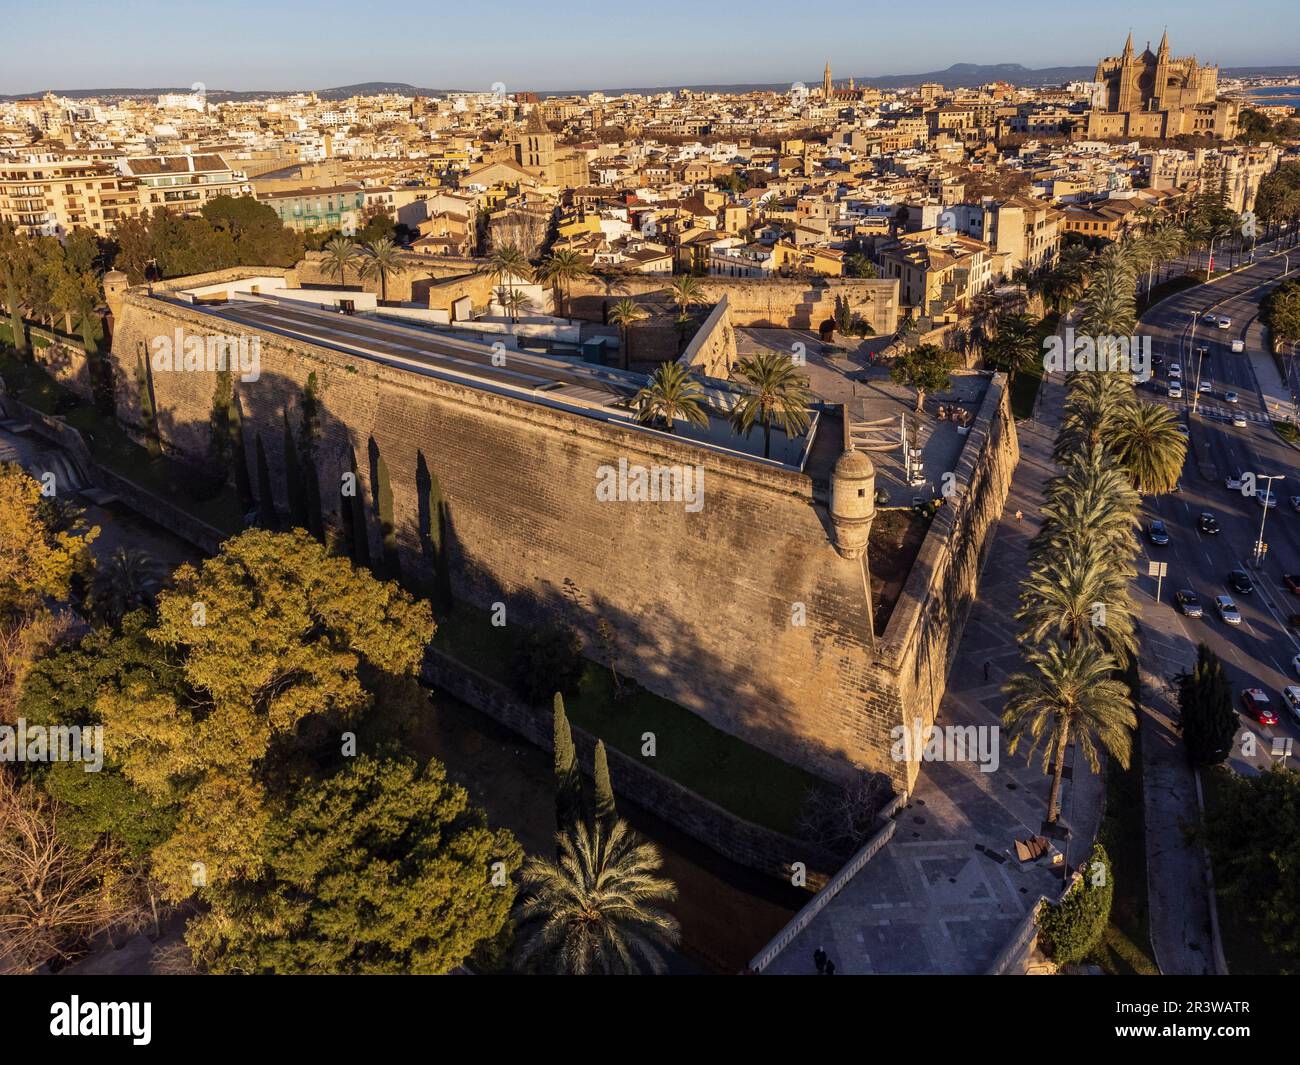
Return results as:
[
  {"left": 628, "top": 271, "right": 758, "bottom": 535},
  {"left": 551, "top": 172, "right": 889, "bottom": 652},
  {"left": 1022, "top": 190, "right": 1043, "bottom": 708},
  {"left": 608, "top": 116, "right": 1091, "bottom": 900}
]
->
[
  {"left": 1241, "top": 688, "right": 1279, "bottom": 726},
  {"left": 1148, "top": 520, "right": 1170, "bottom": 545},
  {"left": 1199, "top": 512, "right": 1221, "bottom": 535},
  {"left": 1229, "top": 569, "right": 1254, "bottom": 594},
  {"left": 1284, "top": 574, "right": 1300, "bottom": 593},
  {"left": 1176, "top": 589, "right": 1204, "bottom": 617},
  {"left": 1225, "top": 390, "right": 1239, "bottom": 403},
  {"left": 1215, "top": 595, "right": 1242, "bottom": 624},
  {"left": 1283, "top": 686, "right": 1300, "bottom": 724}
]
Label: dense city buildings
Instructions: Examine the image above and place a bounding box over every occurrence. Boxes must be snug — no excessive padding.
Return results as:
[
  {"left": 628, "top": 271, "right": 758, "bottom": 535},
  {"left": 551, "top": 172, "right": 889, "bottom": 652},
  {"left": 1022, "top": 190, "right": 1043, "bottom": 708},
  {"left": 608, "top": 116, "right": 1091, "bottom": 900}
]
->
[{"left": 1, "top": 6, "right": 1299, "bottom": 1008}]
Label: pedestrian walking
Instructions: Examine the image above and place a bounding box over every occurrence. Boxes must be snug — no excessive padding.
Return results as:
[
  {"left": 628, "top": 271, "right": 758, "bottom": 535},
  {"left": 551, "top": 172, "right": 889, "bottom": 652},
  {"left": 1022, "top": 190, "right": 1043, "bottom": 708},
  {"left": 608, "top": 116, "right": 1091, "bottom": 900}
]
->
[
  {"left": 825, "top": 960, "right": 836, "bottom": 976},
  {"left": 813, "top": 946, "right": 827, "bottom": 974}
]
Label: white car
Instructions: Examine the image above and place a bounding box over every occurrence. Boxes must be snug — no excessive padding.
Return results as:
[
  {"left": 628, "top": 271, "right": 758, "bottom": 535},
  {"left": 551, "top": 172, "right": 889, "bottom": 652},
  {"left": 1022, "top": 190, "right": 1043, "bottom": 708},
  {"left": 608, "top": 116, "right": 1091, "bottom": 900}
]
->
[
  {"left": 1168, "top": 382, "right": 1183, "bottom": 399},
  {"left": 1284, "top": 686, "right": 1300, "bottom": 725},
  {"left": 1218, "top": 316, "right": 1232, "bottom": 330},
  {"left": 1169, "top": 363, "right": 1182, "bottom": 378},
  {"left": 1215, "top": 595, "right": 1242, "bottom": 624},
  {"left": 1198, "top": 380, "right": 1211, "bottom": 393},
  {"left": 1231, "top": 339, "right": 1245, "bottom": 353},
  {"left": 1232, "top": 412, "right": 1248, "bottom": 427}
]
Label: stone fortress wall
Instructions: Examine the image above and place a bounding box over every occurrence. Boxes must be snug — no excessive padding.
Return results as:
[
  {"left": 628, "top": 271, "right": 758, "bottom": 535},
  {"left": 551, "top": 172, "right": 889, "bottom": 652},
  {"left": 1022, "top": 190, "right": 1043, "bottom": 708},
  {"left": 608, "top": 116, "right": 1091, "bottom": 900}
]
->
[{"left": 105, "top": 266, "right": 1014, "bottom": 794}]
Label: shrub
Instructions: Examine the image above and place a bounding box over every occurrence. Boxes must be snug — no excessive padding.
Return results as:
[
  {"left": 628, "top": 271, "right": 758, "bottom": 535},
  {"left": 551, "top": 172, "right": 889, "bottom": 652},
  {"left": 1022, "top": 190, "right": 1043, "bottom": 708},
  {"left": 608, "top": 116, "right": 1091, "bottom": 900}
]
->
[
  {"left": 1038, "top": 842, "right": 1113, "bottom": 965},
  {"left": 511, "top": 625, "right": 584, "bottom": 704}
]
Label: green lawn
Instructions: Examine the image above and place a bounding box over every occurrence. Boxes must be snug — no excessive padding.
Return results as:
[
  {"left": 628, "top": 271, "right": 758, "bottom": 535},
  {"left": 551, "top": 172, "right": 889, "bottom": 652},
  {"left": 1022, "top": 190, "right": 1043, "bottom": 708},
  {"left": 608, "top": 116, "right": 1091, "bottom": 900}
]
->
[
  {"left": 431, "top": 599, "right": 831, "bottom": 837},
  {"left": 1089, "top": 656, "right": 1159, "bottom": 974},
  {"left": 1273, "top": 420, "right": 1299, "bottom": 446}
]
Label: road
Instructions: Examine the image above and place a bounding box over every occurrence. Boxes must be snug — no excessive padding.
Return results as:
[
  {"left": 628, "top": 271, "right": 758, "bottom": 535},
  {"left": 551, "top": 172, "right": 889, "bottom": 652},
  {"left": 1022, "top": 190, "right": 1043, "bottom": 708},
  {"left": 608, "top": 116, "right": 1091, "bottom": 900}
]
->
[{"left": 1136, "top": 247, "right": 1300, "bottom": 773}]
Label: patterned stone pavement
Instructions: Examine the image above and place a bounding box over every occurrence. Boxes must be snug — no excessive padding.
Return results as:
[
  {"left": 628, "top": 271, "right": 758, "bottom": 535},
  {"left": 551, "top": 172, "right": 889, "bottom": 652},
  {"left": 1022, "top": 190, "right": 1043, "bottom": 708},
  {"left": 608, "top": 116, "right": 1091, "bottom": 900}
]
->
[{"left": 766, "top": 370, "right": 1106, "bottom": 975}]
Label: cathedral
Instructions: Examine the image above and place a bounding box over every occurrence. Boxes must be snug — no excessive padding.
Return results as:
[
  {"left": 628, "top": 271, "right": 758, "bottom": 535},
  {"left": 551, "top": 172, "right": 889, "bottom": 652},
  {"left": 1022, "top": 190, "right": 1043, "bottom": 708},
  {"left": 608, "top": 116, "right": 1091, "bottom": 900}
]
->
[{"left": 1085, "top": 32, "right": 1238, "bottom": 140}]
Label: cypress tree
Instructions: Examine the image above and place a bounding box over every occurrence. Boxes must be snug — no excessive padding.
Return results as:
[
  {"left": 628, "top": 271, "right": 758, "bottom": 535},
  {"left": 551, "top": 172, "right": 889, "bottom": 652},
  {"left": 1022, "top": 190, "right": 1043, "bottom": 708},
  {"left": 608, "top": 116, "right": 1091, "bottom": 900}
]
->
[
  {"left": 340, "top": 445, "right": 370, "bottom": 568},
  {"left": 136, "top": 354, "right": 161, "bottom": 458},
  {"left": 1176, "top": 643, "right": 1238, "bottom": 767},
  {"left": 283, "top": 409, "right": 309, "bottom": 529},
  {"left": 300, "top": 372, "right": 324, "bottom": 541},
  {"left": 370, "top": 442, "right": 400, "bottom": 580},
  {"left": 416, "top": 450, "right": 453, "bottom": 610},
  {"left": 255, "top": 433, "right": 278, "bottom": 530},
  {"left": 592, "top": 739, "right": 616, "bottom": 827},
  {"left": 553, "top": 693, "right": 581, "bottom": 831}
]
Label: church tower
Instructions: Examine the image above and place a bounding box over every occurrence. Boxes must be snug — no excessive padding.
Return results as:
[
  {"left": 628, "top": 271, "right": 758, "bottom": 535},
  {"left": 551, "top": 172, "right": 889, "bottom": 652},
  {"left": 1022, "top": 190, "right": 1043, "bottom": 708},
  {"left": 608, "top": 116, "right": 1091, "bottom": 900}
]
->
[
  {"left": 1118, "top": 32, "right": 1136, "bottom": 112},
  {"left": 1154, "top": 30, "right": 1170, "bottom": 111},
  {"left": 822, "top": 60, "right": 833, "bottom": 100}
]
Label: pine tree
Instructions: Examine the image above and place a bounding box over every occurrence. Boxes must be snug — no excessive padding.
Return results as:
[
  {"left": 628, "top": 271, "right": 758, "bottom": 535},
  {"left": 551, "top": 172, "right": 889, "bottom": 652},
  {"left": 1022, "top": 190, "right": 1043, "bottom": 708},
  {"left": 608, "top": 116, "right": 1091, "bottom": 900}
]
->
[
  {"left": 553, "top": 693, "right": 581, "bottom": 832},
  {"left": 592, "top": 739, "right": 616, "bottom": 826}
]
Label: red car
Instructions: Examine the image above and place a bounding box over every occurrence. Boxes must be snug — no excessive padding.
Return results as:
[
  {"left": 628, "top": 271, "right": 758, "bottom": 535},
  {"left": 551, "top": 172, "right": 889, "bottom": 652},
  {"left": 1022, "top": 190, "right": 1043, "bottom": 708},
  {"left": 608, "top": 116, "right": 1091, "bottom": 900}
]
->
[
  {"left": 1241, "top": 688, "right": 1279, "bottom": 726},
  {"left": 1285, "top": 574, "right": 1300, "bottom": 594}
]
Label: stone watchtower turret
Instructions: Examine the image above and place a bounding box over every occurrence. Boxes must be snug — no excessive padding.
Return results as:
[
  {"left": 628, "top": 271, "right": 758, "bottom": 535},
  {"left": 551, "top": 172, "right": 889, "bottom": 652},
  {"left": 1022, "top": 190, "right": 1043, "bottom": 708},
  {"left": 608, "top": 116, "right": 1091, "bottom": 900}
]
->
[
  {"left": 103, "top": 269, "right": 130, "bottom": 320},
  {"left": 829, "top": 448, "right": 876, "bottom": 560}
]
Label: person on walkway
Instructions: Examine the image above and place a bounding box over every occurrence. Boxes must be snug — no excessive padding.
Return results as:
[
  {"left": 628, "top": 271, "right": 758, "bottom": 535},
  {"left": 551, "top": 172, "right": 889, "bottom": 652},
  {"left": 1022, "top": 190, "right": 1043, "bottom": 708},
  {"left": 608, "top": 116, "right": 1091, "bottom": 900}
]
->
[
  {"left": 824, "top": 959, "right": 836, "bottom": 976},
  {"left": 813, "top": 946, "right": 827, "bottom": 974}
]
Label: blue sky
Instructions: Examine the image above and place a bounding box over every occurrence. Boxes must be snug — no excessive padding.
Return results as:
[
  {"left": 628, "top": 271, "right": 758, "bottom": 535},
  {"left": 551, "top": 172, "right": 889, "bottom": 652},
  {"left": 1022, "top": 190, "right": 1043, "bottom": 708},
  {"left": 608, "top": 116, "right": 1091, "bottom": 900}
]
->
[{"left": 5, "top": 0, "right": 1296, "bottom": 94}]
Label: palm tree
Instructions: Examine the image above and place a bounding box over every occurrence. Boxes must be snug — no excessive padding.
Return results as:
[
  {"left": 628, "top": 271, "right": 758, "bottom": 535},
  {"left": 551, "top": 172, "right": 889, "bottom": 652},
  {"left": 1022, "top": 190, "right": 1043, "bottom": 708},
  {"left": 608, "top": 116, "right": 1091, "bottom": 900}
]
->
[
  {"left": 633, "top": 361, "right": 710, "bottom": 433},
  {"left": 488, "top": 243, "right": 532, "bottom": 310},
  {"left": 982, "top": 312, "right": 1039, "bottom": 383},
  {"left": 1110, "top": 400, "right": 1187, "bottom": 495},
  {"left": 90, "top": 547, "right": 160, "bottom": 625},
  {"left": 536, "top": 248, "right": 589, "bottom": 317},
  {"left": 1076, "top": 250, "right": 1137, "bottom": 336},
  {"left": 498, "top": 287, "right": 532, "bottom": 324},
  {"left": 1002, "top": 640, "right": 1136, "bottom": 824},
  {"left": 1032, "top": 450, "right": 1141, "bottom": 565},
  {"left": 1052, "top": 371, "right": 1136, "bottom": 462},
  {"left": 668, "top": 275, "right": 704, "bottom": 321},
  {"left": 513, "top": 818, "right": 681, "bottom": 975},
  {"left": 729, "top": 350, "right": 813, "bottom": 459},
  {"left": 1017, "top": 539, "right": 1136, "bottom": 658},
  {"left": 320, "top": 236, "right": 362, "bottom": 287},
  {"left": 359, "top": 237, "right": 403, "bottom": 302},
  {"left": 609, "top": 297, "right": 646, "bottom": 370}
]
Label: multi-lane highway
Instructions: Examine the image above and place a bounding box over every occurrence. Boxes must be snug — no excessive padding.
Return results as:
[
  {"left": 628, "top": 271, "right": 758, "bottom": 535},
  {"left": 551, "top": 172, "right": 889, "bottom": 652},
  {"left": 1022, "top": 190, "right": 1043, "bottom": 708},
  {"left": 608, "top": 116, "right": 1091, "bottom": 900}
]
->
[{"left": 1137, "top": 247, "right": 1300, "bottom": 771}]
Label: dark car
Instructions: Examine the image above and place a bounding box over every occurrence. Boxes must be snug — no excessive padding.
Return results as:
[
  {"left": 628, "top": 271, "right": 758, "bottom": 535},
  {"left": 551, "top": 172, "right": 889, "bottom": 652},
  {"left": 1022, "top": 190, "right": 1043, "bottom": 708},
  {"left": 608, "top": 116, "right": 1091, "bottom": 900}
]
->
[
  {"left": 1198, "top": 512, "right": 1220, "bottom": 535},
  {"left": 1175, "top": 589, "right": 1203, "bottom": 618},
  {"left": 1148, "top": 520, "right": 1170, "bottom": 545},
  {"left": 1286, "top": 574, "right": 1300, "bottom": 594},
  {"left": 1229, "top": 569, "right": 1254, "bottom": 594}
]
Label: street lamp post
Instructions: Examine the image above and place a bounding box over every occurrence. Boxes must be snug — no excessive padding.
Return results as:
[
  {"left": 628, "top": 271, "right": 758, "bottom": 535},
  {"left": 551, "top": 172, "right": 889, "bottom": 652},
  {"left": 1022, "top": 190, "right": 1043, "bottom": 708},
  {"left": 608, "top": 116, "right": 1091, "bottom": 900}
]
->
[
  {"left": 1253, "top": 474, "right": 1285, "bottom": 568},
  {"left": 1191, "top": 346, "right": 1208, "bottom": 414}
]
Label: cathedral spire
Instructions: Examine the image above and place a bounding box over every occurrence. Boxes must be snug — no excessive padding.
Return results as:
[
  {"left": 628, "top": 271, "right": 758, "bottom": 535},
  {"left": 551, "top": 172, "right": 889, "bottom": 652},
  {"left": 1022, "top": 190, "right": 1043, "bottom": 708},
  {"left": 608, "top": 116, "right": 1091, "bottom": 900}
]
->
[
  {"left": 1157, "top": 28, "right": 1169, "bottom": 57},
  {"left": 1122, "top": 31, "right": 1133, "bottom": 57},
  {"left": 822, "top": 60, "right": 833, "bottom": 100}
]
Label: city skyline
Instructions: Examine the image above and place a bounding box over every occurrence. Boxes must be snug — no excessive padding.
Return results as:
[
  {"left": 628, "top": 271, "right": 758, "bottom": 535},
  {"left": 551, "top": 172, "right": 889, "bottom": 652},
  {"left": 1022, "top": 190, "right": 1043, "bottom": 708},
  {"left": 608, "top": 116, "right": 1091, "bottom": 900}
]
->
[{"left": 4, "top": 0, "right": 1298, "bottom": 95}]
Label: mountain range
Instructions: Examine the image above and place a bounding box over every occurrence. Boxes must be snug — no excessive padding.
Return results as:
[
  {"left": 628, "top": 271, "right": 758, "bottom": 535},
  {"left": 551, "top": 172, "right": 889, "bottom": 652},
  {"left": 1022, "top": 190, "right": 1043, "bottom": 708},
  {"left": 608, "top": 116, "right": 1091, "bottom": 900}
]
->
[{"left": 4, "top": 63, "right": 1299, "bottom": 102}]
